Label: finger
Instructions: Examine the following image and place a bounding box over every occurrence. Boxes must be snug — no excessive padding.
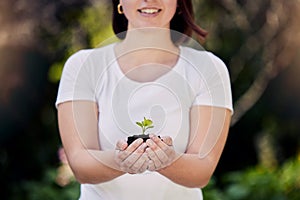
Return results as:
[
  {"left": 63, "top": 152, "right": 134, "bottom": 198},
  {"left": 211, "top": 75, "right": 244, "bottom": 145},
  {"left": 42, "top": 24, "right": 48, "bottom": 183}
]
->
[
  {"left": 116, "top": 140, "right": 128, "bottom": 151},
  {"left": 121, "top": 143, "right": 147, "bottom": 171},
  {"left": 114, "top": 149, "right": 124, "bottom": 163},
  {"left": 151, "top": 135, "right": 173, "bottom": 149},
  {"left": 120, "top": 153, "right": 140, "bottom": 172},
  {"left": 154, "top": 148, "right": 169, "bottom": 164},
  {"left": 146, "top": 139, "right": 169, "bottom": 164},
  {"left": 114, "top": 140, "right": 129, "bottom": 164},
  {"left": 127, "top": 138, "right": 144, "bottom": 151},
  {"left": 130, "top": 153, "right": 148, "bottom": 173},
  {"left": 146, "top": 148, "right": 162, "bottom": 169},
  {"left": 152, "top": 136, "right": 175, "bottom": 162},
  {"left": 139, "top": 156, "right": 149, "bottom": 173},
  {"left": 147, "top": 159, "right": 156, "bottom": 171},
  {"left": 160, "top": 136, "right": 173, "bottom": 146},
  {"left": 146, "top": 138, "right": 159, "bottom": 151},
  {"left": 118, "top": 138, "right": 144, "bottom": 161}
]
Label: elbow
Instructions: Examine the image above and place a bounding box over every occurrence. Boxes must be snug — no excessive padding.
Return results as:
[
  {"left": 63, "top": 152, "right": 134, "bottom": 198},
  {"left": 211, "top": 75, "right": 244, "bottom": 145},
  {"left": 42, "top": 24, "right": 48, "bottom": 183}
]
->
[
  {"left": 185, "top": 177, "right": 211, "bottom": 189},
  {"left": 186, "top": 172, "right": 213, "bottom": 188},
  {"left": 197, "top": 170, "right": 214, "bottom": 188},
  {"left": 68, "top": 161, "right": 99, "bottom": 184},
  {"left": 76, "top": 177, "right": 97, "bottom": 185},
  {"left": 70, "top": 166, "right": 89, "bottom": 184},
  {"left": 66, "top": 153, "right": 103, "bottom": 184},
  {"left": 197, "top": 177, "right": 211, "bottom": 188},
  {"left": 73, "top": 171, "right": 89, "bottom": 184},
  {"left": 72, "top": 169, "right": 100, "bottom": 184}
]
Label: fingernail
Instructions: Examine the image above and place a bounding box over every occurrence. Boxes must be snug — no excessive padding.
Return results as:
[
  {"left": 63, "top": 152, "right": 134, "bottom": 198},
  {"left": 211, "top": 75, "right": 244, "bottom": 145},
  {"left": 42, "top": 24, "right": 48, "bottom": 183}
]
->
[
  {"left": 149, "top": 134, "right": 154, "bottom": 137},
  {"left": 137, "top": 138, "right": 143, "bottom": 143},
  {"left": 147, "top": 140, "right": 154, "bottom": 146}
]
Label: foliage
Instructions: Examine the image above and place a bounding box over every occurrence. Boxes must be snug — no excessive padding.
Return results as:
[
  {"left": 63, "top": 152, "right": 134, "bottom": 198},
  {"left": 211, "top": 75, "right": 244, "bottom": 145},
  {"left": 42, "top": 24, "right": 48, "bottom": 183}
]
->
[
  {"left": 10, "top": 156, "right": 299, "bottom": 200},
  {"left": 203, "top": 157, "right": 300, "bottom": 200},
  {"left": 136, "top": 117, "right": 154, "bottom": 135},
  {"left": 48, "top": 1, "right": 114, "bottom": 83},
  {"left": 79, "top": 2, "right": 114, "bottom": 48},
  {"left": 193, "top": 0, "right": 300, "bottom": 173},
  {"left": 14, "top": 168, "right": 80, "bottom": 200}
]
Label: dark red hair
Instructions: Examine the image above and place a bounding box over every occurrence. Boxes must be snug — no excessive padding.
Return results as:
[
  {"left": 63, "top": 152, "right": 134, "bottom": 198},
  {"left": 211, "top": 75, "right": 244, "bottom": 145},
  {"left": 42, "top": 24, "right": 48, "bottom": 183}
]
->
[{"left": 112, "top": 0, "right": 208, "bottom": 43}]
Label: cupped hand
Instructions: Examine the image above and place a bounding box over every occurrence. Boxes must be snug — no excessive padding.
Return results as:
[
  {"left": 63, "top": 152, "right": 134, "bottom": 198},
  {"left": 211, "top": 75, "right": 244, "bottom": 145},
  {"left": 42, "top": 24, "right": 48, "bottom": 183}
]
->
[
  {"left": 145, "top": 135, "right": 176, "bottom": 171},
  {"left": 114, "top": 138, "right": 149, "bottom": 174}
]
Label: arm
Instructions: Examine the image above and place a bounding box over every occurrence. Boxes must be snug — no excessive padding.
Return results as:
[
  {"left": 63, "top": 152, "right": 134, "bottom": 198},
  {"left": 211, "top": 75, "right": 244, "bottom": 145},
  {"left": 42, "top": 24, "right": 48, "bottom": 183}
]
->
[
  {"left": 57, "top": 101, "right": 125, "bottom": 184},
  {"left": 58, "top": 100, "right": 151, "bottom": 183},
  {"left": 147, "top": 106, "right": 231, "bottom": 188}
]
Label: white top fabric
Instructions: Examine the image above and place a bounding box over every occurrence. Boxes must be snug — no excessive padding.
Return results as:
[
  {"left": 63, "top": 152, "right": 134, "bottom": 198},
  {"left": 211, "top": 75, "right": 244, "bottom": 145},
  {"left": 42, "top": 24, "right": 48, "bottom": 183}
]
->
[{"left": 56, "top": 43, "right": 233, "bottom": 200}]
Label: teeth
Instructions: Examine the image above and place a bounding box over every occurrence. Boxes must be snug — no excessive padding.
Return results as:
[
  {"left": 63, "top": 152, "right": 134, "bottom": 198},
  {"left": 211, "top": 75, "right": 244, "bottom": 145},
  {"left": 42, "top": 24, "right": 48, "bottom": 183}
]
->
[{"left": 140, "top": 9, "right": 160, "bottom": 14}]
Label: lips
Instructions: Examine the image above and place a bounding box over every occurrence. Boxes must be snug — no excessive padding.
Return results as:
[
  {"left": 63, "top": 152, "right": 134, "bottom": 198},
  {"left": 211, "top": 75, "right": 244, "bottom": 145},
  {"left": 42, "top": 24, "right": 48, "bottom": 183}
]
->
[{"left": 138, "top": 8, "right": 162, "bottom": 14}]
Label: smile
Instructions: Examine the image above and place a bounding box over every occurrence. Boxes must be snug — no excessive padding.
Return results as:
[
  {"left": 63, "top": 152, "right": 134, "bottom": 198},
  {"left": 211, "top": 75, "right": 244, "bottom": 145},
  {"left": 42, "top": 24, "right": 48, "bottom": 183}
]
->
[{"left": 138, "top": 8, "right": 162, "bottom": 14}]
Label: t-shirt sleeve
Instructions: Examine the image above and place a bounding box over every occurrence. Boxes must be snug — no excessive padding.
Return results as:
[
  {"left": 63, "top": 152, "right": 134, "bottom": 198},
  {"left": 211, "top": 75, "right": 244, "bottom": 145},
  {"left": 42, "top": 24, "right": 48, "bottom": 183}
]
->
[
  {"left": 192, "top": 52, "right": 233, "bottom": 113},
  {"left": 55, "top": 50, "right": 96, "bottom": 108}
]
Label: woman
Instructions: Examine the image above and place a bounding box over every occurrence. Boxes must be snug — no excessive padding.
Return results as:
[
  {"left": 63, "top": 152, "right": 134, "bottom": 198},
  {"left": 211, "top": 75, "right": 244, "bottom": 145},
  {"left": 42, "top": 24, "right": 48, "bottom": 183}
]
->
[{"left": 56, "top": 0, "right": 233, "bottom": 199}]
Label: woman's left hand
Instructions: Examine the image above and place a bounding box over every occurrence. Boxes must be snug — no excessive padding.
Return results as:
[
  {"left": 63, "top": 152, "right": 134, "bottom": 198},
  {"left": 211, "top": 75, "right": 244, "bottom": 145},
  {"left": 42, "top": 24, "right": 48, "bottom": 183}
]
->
[{"left": 145, "top": 135, "right": 177, "bottom": 171}]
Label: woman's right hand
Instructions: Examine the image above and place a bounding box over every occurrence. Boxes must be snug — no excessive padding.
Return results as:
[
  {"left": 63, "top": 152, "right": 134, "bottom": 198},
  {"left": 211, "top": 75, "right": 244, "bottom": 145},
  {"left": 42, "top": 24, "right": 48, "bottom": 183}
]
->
[{"left": 114, "top": 138, "right": 149, "bottom": 174}]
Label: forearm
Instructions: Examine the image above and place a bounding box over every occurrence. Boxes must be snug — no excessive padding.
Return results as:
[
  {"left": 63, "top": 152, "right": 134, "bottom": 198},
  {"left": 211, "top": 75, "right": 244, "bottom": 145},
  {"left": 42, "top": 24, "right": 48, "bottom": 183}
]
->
[
  {"left": 158, "top": 107, "right": 230, "bottom": 188},
  {"left": 158, "top": 153, "right": 215, "bottom": 188},
  {"left": 69, "top": 149, "right": 125, "bottom": 184},
  {"left": 58, "top": 102, "right": 125, "bottom": 184}
]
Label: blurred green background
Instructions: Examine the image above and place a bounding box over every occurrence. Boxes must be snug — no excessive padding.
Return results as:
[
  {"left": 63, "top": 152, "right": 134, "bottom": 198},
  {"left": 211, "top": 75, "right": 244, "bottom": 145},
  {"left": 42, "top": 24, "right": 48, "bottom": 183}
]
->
[{"left": 0, "top": 0, "right": 299, "bottom": 199}]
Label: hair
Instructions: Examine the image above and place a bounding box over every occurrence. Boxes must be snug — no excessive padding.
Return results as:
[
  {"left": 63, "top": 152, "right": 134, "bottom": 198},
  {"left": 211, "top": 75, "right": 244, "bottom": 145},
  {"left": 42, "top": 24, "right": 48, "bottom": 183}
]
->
[{"left": 112, "top": 0, "right": 208, "bottom": 43}]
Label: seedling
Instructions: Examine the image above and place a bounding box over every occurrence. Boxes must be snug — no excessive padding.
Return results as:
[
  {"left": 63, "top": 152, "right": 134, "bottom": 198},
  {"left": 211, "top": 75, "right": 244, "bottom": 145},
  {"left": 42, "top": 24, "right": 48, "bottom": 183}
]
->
[
  {"left": 136, "top": 117, "right": 154, "bottom": 135},
  {"left": 127, "top": 117, "right": 154, "bottom": 145}
]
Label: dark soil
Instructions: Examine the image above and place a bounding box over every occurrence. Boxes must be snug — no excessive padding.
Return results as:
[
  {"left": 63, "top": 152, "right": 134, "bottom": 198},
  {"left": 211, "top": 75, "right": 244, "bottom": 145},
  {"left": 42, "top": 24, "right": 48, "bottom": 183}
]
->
[{"left": 127, "top": 134, "right": 150, "bottom": 145}]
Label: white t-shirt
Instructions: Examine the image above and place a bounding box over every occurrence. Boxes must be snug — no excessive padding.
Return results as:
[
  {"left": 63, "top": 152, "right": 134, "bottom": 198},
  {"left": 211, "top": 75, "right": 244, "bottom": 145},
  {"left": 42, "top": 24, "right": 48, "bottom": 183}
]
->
[{"left": 56, "top": 43, "right": 233, "bottom": 200}]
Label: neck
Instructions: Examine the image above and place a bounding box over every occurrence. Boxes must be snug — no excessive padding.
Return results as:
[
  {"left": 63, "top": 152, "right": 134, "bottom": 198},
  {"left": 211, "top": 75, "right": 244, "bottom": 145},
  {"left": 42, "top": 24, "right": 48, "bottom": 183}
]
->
[
  {"left": 114, "top": 27, "right": 180, "bottom": 70},
  {"left": 120, "top": 27, "right": 177, "bottom": 52}
]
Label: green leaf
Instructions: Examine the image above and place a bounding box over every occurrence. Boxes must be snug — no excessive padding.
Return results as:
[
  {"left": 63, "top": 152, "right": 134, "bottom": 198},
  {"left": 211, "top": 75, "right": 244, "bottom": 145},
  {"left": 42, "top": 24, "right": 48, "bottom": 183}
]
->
[
  {"left": 144, "top": 119, "right": 153, "bottom": 126},
  {"left": 136, "top": 122, "right": 143, "bottom": 127},
  {"left": 145, "top": 126, "right": 154, "bottom": 130},
  {"left": 136, "top": 117, "right": 154, "bottom": 134}
]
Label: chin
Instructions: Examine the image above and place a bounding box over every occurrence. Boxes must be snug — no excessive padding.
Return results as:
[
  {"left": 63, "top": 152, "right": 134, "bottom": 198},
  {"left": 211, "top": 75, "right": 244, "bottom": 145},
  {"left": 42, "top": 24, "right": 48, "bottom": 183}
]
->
[{"left": 131, "top": 24, "right": 169, "bottom": 31}]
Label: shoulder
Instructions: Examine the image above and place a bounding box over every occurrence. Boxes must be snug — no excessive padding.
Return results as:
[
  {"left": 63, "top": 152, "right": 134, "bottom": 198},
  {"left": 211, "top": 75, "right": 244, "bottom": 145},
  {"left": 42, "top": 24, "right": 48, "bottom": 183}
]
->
[
  {"left": 180, "top": 46, "right": 229, "bottom": 75},
  {"left": 66, "top": 43, "right": 115, "bottom": 65},
  {"left": 65, "top": 49, "right": 92, "bottom": 66},
  {"left": 62, "top": 44, "right": 116, "bottom": 75},
  {"left": 181, "top": 46, "right": 226, "bottom": 65}
]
